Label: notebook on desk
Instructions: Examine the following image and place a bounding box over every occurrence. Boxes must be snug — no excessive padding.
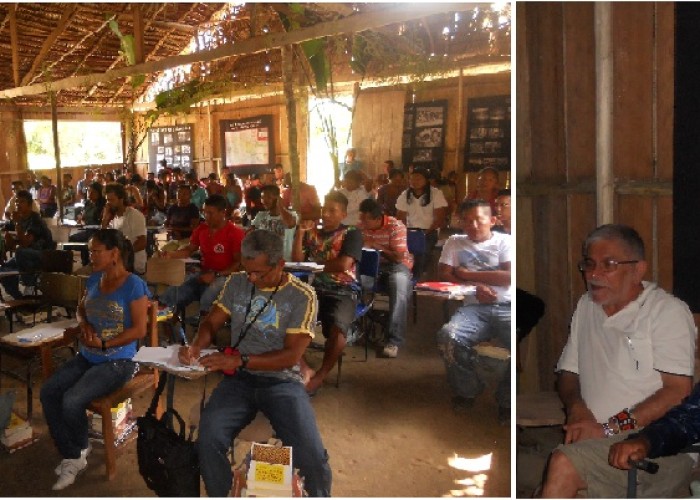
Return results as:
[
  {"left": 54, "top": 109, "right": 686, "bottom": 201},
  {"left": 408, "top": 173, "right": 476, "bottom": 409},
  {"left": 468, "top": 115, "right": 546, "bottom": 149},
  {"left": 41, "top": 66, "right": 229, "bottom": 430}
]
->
[{"left": 414, "top": 281, "right": 476, "bottom": 298}]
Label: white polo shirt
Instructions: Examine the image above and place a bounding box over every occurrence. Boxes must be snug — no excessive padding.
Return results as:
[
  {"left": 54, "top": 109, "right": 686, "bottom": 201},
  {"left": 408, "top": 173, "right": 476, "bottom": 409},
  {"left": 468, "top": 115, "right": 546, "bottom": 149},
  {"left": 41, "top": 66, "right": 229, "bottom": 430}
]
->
[
  {"left": 109, "top": 206, "right": 147, "bottom": 274},
  {"left": 395, "top": 187, "right": 448, "bottom": 230},
  {"left": 557, "top": 282, "right": 696, "bottom": 423}
]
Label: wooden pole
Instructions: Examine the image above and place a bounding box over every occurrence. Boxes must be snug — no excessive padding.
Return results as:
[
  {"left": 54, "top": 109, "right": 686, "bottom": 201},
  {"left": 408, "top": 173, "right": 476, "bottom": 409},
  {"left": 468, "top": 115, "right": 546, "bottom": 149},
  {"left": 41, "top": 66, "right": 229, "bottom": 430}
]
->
[
  {"left": 0, "top": 3, "right": 474, "bottom": 99},
  {"left": 281, "top": 45, "right": 302, "bottom": 214},
  {"left": 132, "top": 4, "right": 144, "bottom": 65},
  {"left": 9, "top": 5, "right": 19, "bottom": 87},
  {"left": 51, "top": 93, "right": 64, "bottom": 220},
  {"left": 595, "top": 2, "right": 614, "bottom": 225}
]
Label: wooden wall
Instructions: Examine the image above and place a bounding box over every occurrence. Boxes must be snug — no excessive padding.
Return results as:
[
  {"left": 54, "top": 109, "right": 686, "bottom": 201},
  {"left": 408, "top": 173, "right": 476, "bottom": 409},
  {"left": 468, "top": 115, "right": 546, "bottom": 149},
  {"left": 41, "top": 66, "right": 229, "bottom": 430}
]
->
[{"left": 517, "top": 2, "right": 676, "bottom": 392}]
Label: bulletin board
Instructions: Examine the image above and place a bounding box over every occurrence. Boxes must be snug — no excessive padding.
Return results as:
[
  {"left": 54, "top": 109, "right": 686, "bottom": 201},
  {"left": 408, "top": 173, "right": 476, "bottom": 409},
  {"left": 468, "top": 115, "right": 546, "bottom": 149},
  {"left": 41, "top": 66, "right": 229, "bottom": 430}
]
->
[
  {"left": 220, "top": 115, "right": 274, "bottom": 176},
  {"left": 401, "top": 101, "right": 447, "bottom": 171},
  {"left": 464, "top": 95, "right": 511, "bottom": 172},
  {"left": 148, "top": 124, "right": 194, "bottom": 173}
]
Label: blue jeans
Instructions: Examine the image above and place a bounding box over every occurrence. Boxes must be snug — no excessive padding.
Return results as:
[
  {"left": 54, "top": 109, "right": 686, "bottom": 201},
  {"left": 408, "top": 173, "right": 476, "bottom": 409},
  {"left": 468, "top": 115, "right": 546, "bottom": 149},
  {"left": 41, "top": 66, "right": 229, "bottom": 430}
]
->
[
  {"left": 0, "top": 247, "right": 43, "bottom": 298},
  {"left": 378, "top": 263, "right": 412, "bottom": 346},
  {"left": 198, "top": 371, "right": 332, "bottom": 497},
  {"left": 159, "top": 273, "right": 226, "bottom": 312},
  {"left": 39, "top": 354, "right": 137, "bottom": 459},
  {"left": 436, "top": 302, "right": 511, "bottom": 408}
]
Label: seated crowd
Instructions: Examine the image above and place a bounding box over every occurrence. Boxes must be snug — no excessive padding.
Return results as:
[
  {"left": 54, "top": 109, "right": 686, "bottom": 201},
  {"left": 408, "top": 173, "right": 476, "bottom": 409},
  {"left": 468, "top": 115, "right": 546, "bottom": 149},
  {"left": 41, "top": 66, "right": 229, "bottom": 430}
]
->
[{"left": 2, "top": 160, "right": 511, "bottom": 495}]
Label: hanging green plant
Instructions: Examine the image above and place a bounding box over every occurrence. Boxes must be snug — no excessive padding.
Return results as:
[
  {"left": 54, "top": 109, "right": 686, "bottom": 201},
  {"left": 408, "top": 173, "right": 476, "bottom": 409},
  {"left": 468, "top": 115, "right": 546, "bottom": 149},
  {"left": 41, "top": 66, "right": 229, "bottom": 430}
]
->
[
  {"left": 107, "top": 17, "right": 145, "bottom": 89},
  {"left": 300, "top": 38, "right": 330, "bottom": 92}
]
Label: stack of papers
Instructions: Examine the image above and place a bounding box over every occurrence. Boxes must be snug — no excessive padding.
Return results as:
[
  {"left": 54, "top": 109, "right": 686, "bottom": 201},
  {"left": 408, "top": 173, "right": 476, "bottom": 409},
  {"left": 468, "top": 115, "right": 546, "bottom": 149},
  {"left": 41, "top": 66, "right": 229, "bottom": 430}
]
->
[
  {"left": 1, "top": 412, "right": 33, "bottom": 450},
  {"left": 245, "top": 443, "right": 294, "bottom": 497}
]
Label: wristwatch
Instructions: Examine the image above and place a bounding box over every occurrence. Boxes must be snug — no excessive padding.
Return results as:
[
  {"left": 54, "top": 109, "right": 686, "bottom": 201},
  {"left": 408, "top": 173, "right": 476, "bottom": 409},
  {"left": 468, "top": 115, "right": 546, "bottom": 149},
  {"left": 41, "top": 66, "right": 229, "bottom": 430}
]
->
[{"left": 240, "top": 353, "right": 250, "bottom": 369}]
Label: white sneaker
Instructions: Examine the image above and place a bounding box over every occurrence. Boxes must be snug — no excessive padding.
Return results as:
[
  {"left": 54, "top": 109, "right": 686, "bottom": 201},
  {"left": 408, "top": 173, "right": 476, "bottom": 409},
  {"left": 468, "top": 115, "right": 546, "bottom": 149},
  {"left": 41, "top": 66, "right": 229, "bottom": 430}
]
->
[
  {"left": 54, "top": 445, "right": 91, "bottom": 475},
  {"left": 382, "top": 344, "right": 399, "bottom": 358},
  {"left": 52, "top": 457, "right": 87, "bottom": 490}
]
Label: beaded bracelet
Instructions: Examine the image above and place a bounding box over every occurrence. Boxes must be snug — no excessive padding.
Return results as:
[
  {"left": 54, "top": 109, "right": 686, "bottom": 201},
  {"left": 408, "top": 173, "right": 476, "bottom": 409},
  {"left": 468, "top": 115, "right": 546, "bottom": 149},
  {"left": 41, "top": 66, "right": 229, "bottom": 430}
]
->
[{"left": 609, "top": 408, "right": 638, "bottom": 433}]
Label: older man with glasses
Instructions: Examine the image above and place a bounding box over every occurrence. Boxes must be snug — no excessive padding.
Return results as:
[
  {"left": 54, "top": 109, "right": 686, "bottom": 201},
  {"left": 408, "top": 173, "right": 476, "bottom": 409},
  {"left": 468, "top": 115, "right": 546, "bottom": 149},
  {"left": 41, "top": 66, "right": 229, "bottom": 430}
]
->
[
  {"left": 539, "top": 224, "right": 696, "bottom": 498},
  {"left": 179, "top": 229, "right": 331, "bottom": 497}
]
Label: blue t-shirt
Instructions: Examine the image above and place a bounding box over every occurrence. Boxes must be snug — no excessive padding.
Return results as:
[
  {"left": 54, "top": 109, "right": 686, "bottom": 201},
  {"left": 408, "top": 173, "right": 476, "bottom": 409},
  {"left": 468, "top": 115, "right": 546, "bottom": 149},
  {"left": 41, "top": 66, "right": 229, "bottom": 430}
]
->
[{"left": 80, "top": 272, "right": 150, "bottom": 364}]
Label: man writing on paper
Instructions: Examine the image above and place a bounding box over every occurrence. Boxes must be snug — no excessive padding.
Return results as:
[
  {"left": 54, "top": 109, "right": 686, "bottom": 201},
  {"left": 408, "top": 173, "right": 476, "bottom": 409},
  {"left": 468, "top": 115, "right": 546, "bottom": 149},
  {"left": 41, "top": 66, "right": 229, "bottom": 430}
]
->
[{"left": 178, "top": 230, "right": 331, "bottom": 497}]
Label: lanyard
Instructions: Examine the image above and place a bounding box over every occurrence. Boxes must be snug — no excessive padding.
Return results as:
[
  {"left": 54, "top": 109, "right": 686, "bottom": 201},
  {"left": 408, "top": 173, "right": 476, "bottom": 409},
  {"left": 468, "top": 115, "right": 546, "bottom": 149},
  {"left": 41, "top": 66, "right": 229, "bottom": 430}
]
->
[{"left": 231, "top": 273, "right": 284, "bottom": 350}]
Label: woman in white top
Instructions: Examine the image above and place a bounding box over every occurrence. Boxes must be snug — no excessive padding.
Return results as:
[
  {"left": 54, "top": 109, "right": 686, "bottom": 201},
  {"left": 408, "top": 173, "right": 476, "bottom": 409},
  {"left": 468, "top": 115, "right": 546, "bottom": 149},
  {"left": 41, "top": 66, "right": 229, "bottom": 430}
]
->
[{"left": 395, "top": 167, "right": 448, "bottom": 278}]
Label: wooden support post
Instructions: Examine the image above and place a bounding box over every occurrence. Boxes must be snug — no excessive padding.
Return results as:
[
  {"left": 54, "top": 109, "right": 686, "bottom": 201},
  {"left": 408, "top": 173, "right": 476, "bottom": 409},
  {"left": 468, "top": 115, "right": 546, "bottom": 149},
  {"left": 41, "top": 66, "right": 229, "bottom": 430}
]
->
[
  {"left": 132, "top": 4, "right": 144, "bottom": 65},
  {"left": 282, "top": 45, "right": 301, "bottom": 213},
  {"left": 9, "top": 5, "right": 19, "bottom": 88},
  {"left": 50, "top": 93, "right": 64, "bottom": 219}
]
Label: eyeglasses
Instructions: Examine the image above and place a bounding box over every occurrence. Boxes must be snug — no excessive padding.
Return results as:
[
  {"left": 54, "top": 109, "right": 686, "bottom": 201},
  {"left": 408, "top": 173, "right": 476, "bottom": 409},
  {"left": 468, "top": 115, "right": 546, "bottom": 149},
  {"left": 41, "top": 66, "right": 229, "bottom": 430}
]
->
[
  {"left": 244, "top": 266, "right": 275, "bottom": 281},
  {"left": 577, "top": 258, "right": 639, "bottom": 274}
]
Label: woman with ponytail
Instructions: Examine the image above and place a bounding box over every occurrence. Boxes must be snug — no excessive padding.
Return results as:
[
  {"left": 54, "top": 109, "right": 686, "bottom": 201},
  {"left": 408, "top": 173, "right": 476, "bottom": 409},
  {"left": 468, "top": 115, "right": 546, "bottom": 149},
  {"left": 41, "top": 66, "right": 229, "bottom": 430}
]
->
[
  {"left": 40, "top": 228, "right": 150, "bottom": 491},
  {"left": 395, "top": 167, "right": 448, "bottom": 278}
]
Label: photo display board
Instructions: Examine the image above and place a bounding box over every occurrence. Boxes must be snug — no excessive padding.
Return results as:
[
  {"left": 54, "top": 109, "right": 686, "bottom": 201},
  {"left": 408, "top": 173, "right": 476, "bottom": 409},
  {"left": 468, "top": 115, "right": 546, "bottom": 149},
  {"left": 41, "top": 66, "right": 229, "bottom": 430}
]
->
[
  {"left": 148, "top": 124, "right": 194, "bottom": 173},
  {"left": 220, "top": 115, "right": 274, "bottom": 176},
  {"left": 401, "top": 100, "right": 447, "bottom": 171},
  {"left": 464, "top": 95, "right": 511, "bottom": 172}
]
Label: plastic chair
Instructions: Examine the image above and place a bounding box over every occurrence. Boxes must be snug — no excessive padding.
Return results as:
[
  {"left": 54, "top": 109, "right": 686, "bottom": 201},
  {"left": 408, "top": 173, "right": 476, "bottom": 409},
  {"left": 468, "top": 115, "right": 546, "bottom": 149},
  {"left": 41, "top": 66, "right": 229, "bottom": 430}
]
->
[
  {"left": 86, "top": 301, "right": 161, "bottom": 480},
  {"left": 334, "top": 248, "right": 381, "bottom": 386},
  {"left": 406, "top": 229, "right": 426, "bottom": 323}
]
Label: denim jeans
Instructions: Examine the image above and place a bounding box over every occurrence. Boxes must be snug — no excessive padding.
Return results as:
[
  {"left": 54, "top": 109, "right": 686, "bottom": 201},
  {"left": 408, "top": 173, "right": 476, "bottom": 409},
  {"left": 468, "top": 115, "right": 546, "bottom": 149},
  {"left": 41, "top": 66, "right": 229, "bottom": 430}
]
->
[
  {"left": 39, "top": 354, "right": 137, "bottom": 459},
  {"left": 378, "top": 262, "right": 412, "bottom": 346},
  {"left": 159, "top": 273, "right": 226, "bottom": 312},
  {"left": 436, "top": 302, "right": 511, "bottom": 408},
  {"left": 198, "top": 371, "right": 332, "bottom": 497},
  {"left": 0, "top": 247, "right": 43, "bottom": 298}
]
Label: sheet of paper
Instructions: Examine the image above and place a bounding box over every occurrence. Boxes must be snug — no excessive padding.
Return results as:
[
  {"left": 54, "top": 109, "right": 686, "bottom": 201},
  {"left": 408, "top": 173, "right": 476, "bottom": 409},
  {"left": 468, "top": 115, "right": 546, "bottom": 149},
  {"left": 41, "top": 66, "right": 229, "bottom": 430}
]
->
[
  {"left": 14, "top": 319, "right": 78, "bottom": 343},
  {"left": 284, "top": 262, "right": 324, "bottom": 272},
  {"left": 133, "top": 345, "right": 217, "bottom": 372}
]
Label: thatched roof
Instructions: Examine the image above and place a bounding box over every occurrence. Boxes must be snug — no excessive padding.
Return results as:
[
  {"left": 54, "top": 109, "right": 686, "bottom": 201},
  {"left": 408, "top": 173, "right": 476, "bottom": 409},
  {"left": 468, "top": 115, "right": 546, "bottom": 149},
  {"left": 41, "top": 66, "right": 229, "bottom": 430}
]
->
[{"left": 0, "top": 3, "right": 510, "bottom": 108}]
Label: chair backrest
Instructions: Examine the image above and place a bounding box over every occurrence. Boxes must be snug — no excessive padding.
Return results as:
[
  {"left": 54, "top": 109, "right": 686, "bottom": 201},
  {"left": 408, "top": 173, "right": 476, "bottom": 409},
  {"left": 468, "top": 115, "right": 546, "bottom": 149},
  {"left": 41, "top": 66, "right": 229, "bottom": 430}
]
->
[
  {"left": 406, "top": 229, "right": 427, "bottom": 256},
  {"left": 41, "top": 249, "right": 73, "bottom": 273},
  {"left": 359, "top": 249, "right": 381, "bottom": 293},
  {"left": 145, "top": 256, "right": 186, "bottom": 287},
  {"left": 39, "top": 272, "right": 85, "bottom": 308}
]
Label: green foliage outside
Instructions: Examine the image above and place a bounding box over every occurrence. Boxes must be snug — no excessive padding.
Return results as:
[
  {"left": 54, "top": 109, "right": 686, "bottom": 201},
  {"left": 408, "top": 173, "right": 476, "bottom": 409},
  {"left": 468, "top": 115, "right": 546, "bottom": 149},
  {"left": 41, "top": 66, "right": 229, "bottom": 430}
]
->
[{"left": 24, "top": 120, "right": 123, "bottom": 170}]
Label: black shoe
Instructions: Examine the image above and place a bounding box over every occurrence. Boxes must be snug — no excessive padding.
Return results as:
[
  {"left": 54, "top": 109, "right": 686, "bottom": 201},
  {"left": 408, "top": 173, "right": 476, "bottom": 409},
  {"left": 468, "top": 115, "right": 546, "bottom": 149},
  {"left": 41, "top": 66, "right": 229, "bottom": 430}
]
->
[
  {"left": 452, "top": 396, "right": 475, "bottom": 414},
  {"left": 498, "top": 406, "right": 510, "bottom": 426}
]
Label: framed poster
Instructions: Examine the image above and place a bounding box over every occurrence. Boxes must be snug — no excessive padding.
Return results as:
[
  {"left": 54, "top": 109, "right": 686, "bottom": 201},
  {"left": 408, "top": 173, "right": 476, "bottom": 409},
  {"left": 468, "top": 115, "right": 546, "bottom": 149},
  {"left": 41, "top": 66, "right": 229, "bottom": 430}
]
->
[
  {"left": 401, "top": 101, "right": 447, "bottom": 172},
  {"left": 148, "top": 124, "right": 194, "bottom": 173},
  {"left": 220, "top": 115, "right": 274, "bottom": 176},
  {"left": 464, "top": 95, "right": 511, "bottom": 172}
]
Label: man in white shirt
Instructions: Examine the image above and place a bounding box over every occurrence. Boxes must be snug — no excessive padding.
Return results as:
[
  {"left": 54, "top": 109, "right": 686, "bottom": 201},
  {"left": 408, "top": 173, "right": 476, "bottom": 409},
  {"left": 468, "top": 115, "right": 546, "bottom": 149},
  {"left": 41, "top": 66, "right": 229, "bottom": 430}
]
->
[
  {"left": 540, "top": 224, "right": 696, "bottom": 498},
  {"left": 436, "top": 199, "right": 511, "bottom": 423},
  {"left": 4, "top": 181, "right": 40, "bottom": 220},
  {"left": 102, "top": 183, "right": 147, "bottom": 274},
  {"left": 338, "top": 170, "right": 370, "bottom": 226},
  {"left": 251, "top": 184, "right": 297, "bottom": 260}
]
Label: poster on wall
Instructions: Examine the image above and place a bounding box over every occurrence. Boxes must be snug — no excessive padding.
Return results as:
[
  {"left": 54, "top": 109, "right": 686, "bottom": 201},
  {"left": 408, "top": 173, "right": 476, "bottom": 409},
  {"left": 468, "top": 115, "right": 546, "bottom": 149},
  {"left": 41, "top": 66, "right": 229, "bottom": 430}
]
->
[
  {"left": 148, "top": 124, "right": 194, "bottom": 173},
  {"left": 220, "top": 115, "right": 274, "bottom": 176},
  {"left": 401, "top": 101, "right": 447, "bottom": 173},
  {"left": 464, "top": 95, "right": 510, "bottom": 173}
]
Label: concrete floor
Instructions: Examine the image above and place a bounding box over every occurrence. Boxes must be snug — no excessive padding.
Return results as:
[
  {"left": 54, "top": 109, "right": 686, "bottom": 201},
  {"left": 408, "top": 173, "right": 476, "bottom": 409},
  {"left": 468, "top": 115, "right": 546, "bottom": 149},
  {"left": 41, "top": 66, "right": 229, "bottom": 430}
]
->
[{"left": 0, "top": 283, "right": 511, "bottom": 497}]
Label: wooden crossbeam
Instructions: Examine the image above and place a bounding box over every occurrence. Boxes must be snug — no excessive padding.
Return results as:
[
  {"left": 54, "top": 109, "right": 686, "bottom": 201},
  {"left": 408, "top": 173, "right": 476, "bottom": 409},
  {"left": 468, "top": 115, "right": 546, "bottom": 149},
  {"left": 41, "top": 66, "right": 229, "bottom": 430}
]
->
[
  {"left": 9, "top": 4, "right": 19, "bottom": 87},
  {"left": 21, "top": 4, "right": 78, "bottom": 86},
  {"left": 0, "top": 3, "right": 482, "bottom": 100}
]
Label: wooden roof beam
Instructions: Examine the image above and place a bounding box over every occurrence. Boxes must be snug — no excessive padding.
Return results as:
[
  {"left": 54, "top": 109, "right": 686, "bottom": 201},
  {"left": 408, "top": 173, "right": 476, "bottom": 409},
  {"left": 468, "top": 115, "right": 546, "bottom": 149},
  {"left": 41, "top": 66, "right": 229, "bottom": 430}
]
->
[
  {"left": 106, "top": 3, "right": 201, "bottom": 104},
  {"left": 0, "top": 3, "right": 483, "bottom": 100},
  {"left": 9, "top": 4, "right": 19, "bottom": 87},
  {"left": 21, "top": 4, "right": 78, "bottom": 86}
]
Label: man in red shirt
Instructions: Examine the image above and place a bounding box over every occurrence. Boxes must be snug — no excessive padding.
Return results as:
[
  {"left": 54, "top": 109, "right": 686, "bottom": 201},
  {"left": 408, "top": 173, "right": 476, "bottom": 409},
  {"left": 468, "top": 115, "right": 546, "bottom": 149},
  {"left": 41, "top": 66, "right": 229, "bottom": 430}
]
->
[
  {"left": 359, "top": 198, "right": 413, "bottom": 358},
  {"left": 159, "top": 194, "right": 244, "bottom": 314}
]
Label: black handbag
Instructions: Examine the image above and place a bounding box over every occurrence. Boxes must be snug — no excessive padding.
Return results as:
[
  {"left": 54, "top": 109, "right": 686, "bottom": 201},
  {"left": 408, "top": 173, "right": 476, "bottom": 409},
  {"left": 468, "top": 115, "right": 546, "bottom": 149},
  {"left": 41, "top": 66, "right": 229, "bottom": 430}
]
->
[{"left": 137, "top": 372, "right": 200, "bottom": 497}]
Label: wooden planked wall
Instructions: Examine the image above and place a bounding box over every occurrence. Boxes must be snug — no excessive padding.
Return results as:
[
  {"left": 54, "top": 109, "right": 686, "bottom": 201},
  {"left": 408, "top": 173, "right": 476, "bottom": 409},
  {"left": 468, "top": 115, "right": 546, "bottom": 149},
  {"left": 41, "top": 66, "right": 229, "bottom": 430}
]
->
[{"left": 517, "top": 2, "right": 676, "bottom": 392}]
